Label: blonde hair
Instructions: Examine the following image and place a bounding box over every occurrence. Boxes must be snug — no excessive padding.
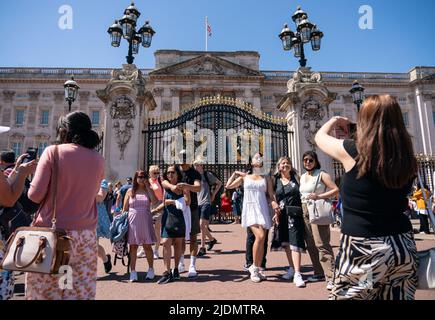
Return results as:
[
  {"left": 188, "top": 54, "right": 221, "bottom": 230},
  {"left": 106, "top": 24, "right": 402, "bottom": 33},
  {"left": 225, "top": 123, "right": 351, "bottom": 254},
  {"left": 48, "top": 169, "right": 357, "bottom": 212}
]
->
[
  {"left": 274, "top": 156, "right": 298, "bottom": 180},
  {"left": 148, "top": 165, "right": 159, "bottom": 174}
]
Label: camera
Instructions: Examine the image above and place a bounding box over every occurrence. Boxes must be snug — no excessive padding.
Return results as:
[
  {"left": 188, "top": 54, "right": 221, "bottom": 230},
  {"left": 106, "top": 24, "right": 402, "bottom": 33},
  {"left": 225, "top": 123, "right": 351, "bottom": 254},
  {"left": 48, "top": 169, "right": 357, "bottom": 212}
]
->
[{"left": 23, "top": 147, "right": 38, "bottom": 163}]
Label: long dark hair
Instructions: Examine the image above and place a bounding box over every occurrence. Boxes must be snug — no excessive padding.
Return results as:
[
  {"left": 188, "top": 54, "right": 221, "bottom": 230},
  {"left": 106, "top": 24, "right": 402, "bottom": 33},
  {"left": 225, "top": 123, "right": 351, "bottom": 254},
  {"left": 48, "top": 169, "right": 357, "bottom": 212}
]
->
[
  {"left": 163, "top": 165, "right": 183, "bottom": 184},
  {"left": 131, "top": 170, "right": 150, "bottom": 199},
  {"left": 356, "top": 95, "right": 417, "bottom": 188},
  {"left": 56, "top": 111, "right": 100, "bottom": 149},
  {"left": 302, "top": 151, "right": 321, "bottom": 170}
]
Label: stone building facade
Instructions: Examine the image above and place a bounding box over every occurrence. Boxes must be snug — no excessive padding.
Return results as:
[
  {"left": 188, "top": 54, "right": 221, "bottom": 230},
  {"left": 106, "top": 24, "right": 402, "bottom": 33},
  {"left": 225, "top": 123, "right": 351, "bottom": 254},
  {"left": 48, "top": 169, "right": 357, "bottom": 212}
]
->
[{"left": 0, "top": 50, "right": 434, "bottom": 180}]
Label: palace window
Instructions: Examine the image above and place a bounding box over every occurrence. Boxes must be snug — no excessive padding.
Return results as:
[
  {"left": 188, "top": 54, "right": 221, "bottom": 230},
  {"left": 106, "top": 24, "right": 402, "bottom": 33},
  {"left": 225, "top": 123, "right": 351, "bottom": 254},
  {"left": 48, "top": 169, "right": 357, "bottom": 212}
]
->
[
  {"left": 91, "top": 111, "right": 100, "bottom": 126},
  {"left": 403, "top": 111, "right": 409, "bottom": 127},
  {"left": 333, "top": 110, "right": 343, "bottom": 117},
  {"left": 40, "top": 110, "right": 49, "bottom": 125},
  {"left": 15, "top": 110, "right": 25, "bottom": 125},
  {"left": 12, "top": 142, "right": 22, "bottom": 156}
]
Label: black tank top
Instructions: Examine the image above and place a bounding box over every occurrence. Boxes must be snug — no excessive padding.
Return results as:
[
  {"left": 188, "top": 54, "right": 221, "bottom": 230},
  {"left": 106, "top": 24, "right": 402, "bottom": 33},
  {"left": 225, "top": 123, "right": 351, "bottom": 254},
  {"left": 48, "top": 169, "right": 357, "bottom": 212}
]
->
[
  {"left": 340, "top": 140, "right": 412, "bottom": 237},
  {"left": 274, "top": 175, "right": 302, "bottom": 208}
]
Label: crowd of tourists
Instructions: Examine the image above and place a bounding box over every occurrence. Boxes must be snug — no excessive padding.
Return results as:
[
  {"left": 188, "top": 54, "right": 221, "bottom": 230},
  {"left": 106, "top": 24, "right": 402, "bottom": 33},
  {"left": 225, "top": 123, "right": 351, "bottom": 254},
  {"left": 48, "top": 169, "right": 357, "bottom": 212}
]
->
[{"left": 0, "top": 94, "right": 434, "bottom": 300}]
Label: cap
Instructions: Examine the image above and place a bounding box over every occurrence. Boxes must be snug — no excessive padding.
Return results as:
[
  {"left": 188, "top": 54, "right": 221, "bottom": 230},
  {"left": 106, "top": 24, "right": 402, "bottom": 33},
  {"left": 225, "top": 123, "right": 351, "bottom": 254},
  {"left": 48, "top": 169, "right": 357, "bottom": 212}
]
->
[
  {"left": 0, "top": 126, "right": 10, "bottom": 134},
  {"left": 126, "top": 177, "right": 133, "bottom": 182},
  {"left": 101, "top": 179, "right": 109, "bottom": 189}
]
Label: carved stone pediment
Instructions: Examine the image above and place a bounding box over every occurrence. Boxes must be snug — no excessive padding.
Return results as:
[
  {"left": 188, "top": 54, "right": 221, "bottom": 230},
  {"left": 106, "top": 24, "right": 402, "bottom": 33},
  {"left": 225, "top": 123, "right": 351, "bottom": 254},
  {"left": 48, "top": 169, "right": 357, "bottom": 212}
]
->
[{"left": 150, "top": 54, "right": 263, "bottom": 78}]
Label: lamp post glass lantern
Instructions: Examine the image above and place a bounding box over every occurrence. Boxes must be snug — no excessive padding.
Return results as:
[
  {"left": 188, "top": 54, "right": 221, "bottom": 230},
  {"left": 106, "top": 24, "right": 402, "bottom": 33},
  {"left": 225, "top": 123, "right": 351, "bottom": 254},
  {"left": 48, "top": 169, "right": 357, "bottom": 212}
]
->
[
  {"left": 64, "top": 76, "right": 79, "bottom": 112},
  {"left": 107, "top": 2, "right": 156, "bottom": 64},
  {"left": 350, "top": 80, "right": 365, "bottom": 112},
  {"left": 279, "top": 6, "right": 323, "bottom": 68}
]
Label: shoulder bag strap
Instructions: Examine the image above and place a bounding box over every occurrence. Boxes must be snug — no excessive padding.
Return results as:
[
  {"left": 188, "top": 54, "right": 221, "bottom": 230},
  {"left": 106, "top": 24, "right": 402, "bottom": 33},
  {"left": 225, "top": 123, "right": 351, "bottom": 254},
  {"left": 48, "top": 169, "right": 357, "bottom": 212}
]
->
[
  {"left": 31, "top": 145, "right": 59, "bottom": 229},
  {"left": 312, "top": 170, "right": 322, "bottom": 194},
  {"left": 50, "top": 145, "right": 59, "bottom": 229}
]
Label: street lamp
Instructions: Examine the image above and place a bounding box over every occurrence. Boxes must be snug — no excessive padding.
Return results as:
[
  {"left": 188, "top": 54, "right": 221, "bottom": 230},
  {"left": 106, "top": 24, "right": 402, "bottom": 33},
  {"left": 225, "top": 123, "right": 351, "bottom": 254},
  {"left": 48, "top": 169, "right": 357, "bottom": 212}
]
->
[
  {"left": 349, "top": 80, "right": 365, "bottom": 112},
  {"left": 64, "top": 76, "right": 79, "bottom": 112},
  {"left": 279, "top": 6, "right": 323, "bottom": 68},
  {"left": 107, "top": 2, "right": 156, "bottom": 64}
]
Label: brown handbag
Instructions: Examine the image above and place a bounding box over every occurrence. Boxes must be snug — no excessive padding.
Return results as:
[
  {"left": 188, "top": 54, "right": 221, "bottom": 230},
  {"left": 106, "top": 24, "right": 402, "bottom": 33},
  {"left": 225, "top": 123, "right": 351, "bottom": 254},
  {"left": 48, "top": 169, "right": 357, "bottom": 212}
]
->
[{"left": 0, "top": 145, "right": 71, "bottom": 274}]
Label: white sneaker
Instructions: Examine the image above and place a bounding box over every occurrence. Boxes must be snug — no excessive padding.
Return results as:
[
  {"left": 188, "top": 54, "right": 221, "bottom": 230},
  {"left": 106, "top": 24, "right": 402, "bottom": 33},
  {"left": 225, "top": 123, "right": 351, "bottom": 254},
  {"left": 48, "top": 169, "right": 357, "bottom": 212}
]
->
[
  {"left": 178, "top": 263, "right": 185, "bottom": 273},
  {"left": 293, "top": 272, "right": 306, "bottom": 288},
  {"left": 129, "top": 271, "right": 138, "bottom": 282},
  {"left": 249, "top": 265, "right": 261, "bottom": 283},
  {"left": 146, "top": 268, "right": 155, "bottom": 280},
  {"left": 153, "top": 249, "right": 159, "bottom": 260},
  {"left": 188, "top": 265, "right": 198, "bottom": 278},
  {"left": 137, "top": 249, "right": 146, "bottom": 258},
  {"left": 258, "top": 269, "right": 267, "bottom": 281},
  {"left": 326, "top": 280, "right": 334, "bottom": 291},
  {"left": 282, "top": 267, "right": 295, "bottom": 280}
]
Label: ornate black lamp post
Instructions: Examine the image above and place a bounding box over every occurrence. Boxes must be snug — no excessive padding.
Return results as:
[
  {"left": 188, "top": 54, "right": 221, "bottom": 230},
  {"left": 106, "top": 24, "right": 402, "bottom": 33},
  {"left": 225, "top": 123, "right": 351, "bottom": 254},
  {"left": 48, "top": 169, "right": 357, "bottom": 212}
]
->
[
  {"left": 64, "top": 76, "right": 79, "bottom": 112},
  {"left": 107, "top": 2, "right": 156, "bottom": 64},
  {"left": 349, "top": 80, "right": 365, "bottom": 112},
  {"left": 279, "top": 6, "right": 323, "bottom": 68}
]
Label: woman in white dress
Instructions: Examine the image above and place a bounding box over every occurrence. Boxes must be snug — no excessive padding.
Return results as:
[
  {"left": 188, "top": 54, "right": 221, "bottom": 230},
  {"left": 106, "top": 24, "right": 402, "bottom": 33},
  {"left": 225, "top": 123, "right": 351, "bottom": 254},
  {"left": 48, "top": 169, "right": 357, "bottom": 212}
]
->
[{"left": 226, "top": 153, "right": 279, "bottom": 283}]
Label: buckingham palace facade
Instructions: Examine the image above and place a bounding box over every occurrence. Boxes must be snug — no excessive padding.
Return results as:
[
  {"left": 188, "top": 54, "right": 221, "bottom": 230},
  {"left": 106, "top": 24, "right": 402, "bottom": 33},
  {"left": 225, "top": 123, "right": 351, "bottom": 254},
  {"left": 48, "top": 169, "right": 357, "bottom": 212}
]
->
[{"left": 0, "top": 50, "right": 434, "bottom": 184}]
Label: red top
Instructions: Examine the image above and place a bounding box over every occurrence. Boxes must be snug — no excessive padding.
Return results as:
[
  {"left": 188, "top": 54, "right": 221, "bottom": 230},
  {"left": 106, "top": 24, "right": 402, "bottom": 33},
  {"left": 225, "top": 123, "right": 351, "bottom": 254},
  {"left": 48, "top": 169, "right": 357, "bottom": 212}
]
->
[{"left": 220, "top": 195, "right": 232, "bottom": 213}]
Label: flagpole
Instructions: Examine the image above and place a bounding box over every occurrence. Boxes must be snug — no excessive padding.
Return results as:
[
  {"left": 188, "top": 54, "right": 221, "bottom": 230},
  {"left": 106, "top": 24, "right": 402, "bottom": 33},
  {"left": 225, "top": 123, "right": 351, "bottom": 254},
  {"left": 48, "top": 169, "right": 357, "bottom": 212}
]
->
[{"left": 205, "top": 16, "right": 208, "bottom": 52}]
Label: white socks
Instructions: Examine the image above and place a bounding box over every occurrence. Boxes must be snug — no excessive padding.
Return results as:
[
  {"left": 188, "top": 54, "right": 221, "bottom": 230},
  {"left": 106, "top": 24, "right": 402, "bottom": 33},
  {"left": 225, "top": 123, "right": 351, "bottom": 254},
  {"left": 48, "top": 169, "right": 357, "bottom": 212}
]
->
[
  {"left": 180, "top": 256, "right": 185, "bottom": 265},
  {"left": 190, "top": 256, "right": 197, "bottom": 266}
]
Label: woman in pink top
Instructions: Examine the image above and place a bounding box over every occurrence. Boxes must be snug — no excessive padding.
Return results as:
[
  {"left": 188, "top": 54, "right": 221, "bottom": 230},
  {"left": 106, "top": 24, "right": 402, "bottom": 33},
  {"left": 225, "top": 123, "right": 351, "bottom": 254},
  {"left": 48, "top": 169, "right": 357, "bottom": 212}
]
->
[{"left": 26, "top": 111, "right": 104, "bottom": 300}]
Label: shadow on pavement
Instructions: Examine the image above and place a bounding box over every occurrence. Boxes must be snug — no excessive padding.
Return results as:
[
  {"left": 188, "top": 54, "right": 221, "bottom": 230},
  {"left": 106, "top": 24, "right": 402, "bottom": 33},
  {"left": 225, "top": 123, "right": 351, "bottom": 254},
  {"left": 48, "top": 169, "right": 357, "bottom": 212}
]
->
[{"left": 180, "top": 269, "right": 251, "bottom": 283}]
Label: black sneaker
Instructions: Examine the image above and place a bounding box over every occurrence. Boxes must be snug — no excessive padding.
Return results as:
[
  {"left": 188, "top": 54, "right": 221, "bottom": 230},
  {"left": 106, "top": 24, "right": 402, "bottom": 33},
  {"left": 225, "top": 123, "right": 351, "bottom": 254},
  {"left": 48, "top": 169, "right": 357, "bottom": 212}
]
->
[
  {"left": 172, "top": 268, "right": 180, "bottom": 280},
  {"left": 198, "top": 247, "right": 206, "bottom": 257},
  {"left": 104, "top": 254, "right": 112, "bottom": 273},
  {"left": 207, "top": 238, "right": 217, "bottom": 251},
  {"left": 306, "top": 274, "right": 326, "bottom": 282},
  {"left": 158, "top": 271, "right": 174, "bottom": 284}
]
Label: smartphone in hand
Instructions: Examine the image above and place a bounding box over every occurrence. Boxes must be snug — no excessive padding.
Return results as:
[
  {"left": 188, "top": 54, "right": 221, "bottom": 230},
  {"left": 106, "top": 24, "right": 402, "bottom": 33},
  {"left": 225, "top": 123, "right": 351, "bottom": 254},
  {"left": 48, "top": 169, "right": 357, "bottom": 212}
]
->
[{"left": 23, "top": 147, "right": 38, "bottom": 163}]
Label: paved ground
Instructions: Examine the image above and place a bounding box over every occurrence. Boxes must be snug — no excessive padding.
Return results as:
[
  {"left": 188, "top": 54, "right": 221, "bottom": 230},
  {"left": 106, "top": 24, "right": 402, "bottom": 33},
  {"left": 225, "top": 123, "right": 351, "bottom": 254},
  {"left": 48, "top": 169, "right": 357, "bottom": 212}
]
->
[{"left": 12, "top": 220, "right": 435, "bottom": 300}]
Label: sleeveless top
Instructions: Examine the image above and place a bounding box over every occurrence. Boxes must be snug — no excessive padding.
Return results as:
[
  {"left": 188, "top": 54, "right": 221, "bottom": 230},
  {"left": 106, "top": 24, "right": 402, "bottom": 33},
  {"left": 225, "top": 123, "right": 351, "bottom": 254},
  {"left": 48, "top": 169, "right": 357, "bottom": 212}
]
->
[
  {"left": 299, "top": 169, "right": 325, "bottom": 204},
  {"left": 340, "top": 139, "right": 412, "bottom": 237},
  {"left": 275, "top": 176, "right": 302, "bottom": 208}
]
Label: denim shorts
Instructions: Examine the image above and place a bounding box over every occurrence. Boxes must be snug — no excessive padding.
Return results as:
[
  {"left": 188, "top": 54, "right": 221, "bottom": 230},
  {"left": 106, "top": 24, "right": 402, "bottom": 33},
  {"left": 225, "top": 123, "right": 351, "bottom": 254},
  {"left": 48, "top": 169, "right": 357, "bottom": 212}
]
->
[{"left": 198, "top": 203, "right": 212, "bottom": 221}]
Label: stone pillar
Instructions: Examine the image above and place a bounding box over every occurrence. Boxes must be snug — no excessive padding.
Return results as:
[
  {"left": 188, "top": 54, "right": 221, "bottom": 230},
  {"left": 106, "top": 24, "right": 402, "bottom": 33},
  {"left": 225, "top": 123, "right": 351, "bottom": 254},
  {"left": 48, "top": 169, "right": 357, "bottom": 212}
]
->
[
  {"left": 27, "top": 90, "right": 41, "bottom": 148},
  {"left": 415, "top": 88, "right": 433, "bottom": 154},
  {"left": 97, "top": 64, "right": 156, "bottom": 182},
  {"left": 0, "top": 91, "right": 15, "bottom": 150},
  {"left": 170, "top": 88, "right": 180, "bottom": 113},
  {"left": 277, "top": 67, "right": 337, "bottom": 173},
  {"left": 152, "top": 88, "right": 163, "bottom": 115},
  {"left": 251, "top": 88, "right": 262, "bottom": 110}
]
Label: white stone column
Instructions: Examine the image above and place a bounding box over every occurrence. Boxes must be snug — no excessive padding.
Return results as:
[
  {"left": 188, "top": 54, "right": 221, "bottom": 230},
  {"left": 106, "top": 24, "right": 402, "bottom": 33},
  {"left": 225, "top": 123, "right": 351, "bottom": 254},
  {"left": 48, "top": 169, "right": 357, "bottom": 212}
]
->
[
  {"left": 415, "top": 88, "right": 433, "bottom": 154},
  {"left": 152, "top": 88, "right": 163, "bottom": 116},
  {"left": 251, "top": 88, "right": 261, "bottom": 110},
  {"left": 171, "top": 88, "right": 180, "bottom": 113}
]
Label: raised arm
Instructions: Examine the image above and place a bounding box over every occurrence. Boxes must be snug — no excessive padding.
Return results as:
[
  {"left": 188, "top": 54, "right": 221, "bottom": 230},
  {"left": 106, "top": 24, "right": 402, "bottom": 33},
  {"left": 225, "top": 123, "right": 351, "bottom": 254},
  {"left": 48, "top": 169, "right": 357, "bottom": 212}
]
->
[
  {"left": 0, "top": 159, "right": 36, "bottom": 207},
  {"left": 225, "top": 171, "right": 245, "bottom": 190},
  {"left": 96, "top": 187, "right": 108, "bottom": 203},
  {"left": 314, "top": 116, "right": 355, "bottom": 172}
]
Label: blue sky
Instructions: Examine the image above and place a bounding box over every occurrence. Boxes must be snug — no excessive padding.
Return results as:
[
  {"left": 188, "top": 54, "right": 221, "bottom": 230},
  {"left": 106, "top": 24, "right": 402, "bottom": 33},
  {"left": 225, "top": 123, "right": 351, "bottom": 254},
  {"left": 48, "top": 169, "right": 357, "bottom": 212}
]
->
[{"left": 0, "top": 0, "right": 434, "bottom": 72}]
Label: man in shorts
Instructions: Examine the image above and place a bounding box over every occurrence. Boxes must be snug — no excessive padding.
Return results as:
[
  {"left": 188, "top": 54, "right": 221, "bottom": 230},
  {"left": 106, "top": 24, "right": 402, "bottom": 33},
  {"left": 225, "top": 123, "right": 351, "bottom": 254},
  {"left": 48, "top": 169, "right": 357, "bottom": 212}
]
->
[{"left": 193, "top": 158, "right": 222, "bottom": 256}]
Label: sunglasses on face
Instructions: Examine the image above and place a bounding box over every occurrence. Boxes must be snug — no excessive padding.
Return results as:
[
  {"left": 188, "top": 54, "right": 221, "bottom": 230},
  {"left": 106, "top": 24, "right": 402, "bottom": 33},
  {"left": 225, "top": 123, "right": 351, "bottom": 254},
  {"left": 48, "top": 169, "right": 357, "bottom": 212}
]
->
[
  {"left": 167, "top": 171, "right": 176, "bottom": 174},
  {"left": 151, "top": 172, "right": 159, "bottom": 175},
  {"left": 137, "top": 176, "right": 146, "bottom": 179},
  {"left": 303, "top": 158, "right": 314, "bottom": 164}
]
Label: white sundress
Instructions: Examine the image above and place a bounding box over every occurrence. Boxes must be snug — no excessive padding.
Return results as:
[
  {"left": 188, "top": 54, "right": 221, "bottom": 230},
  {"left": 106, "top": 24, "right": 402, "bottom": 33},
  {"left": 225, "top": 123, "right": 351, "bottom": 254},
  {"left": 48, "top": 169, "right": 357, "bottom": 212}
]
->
[{"left": 241, "top": 176, "right": 272, "bottom": 229}]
